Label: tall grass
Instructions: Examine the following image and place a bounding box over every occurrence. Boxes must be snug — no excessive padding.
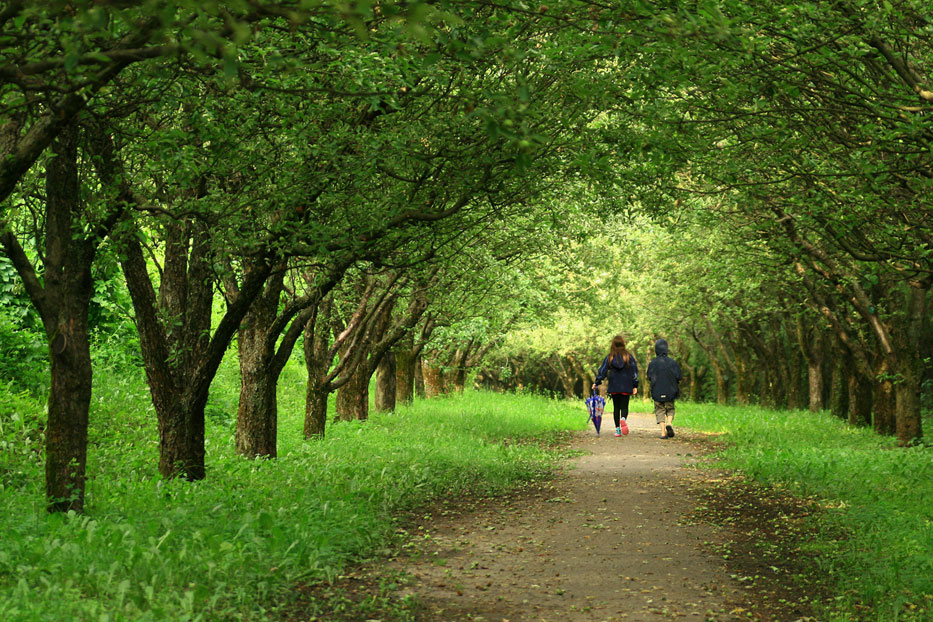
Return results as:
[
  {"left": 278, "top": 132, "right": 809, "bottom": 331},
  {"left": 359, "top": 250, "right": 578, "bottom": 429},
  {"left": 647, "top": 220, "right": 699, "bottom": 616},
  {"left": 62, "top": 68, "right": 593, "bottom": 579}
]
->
[
  {"left": 678, "top": 402, "right": 933, "bottom": 621},
  {"left": 0, "top": 356, "right": 582, "bottom": 622}
]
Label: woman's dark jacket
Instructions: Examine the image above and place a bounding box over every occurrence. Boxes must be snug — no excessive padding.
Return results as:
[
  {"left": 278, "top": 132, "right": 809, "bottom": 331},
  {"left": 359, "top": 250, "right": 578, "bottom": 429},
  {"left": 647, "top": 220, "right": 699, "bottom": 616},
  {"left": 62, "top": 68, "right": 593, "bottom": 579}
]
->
[
  {"left": 594, "top": 354, "right": 639, "bottom": 394},
  {"left": 646, "top": 339, "right": 683, "bottom": 402}
]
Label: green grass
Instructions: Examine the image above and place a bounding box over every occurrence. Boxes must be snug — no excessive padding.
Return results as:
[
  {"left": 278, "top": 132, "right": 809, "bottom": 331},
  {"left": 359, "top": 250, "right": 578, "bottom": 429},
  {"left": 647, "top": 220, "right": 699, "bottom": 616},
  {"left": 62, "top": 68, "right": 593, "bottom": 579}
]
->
[
  {"left": 4, "top": 358, "right": 931, "bottom": 622},
  {"left": 677, "top": 402, "right": 933, "bottom": 622},
  {"left": 0, "top": 357, "right": 582, "bottom": 622}
]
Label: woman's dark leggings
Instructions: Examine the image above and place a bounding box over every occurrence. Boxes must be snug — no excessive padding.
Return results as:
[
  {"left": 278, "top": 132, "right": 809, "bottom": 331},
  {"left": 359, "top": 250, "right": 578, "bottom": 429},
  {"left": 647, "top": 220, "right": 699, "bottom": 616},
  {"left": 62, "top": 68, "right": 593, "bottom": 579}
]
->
[{"left": 609, "top": 393, "right": 631, "bottom": 428}]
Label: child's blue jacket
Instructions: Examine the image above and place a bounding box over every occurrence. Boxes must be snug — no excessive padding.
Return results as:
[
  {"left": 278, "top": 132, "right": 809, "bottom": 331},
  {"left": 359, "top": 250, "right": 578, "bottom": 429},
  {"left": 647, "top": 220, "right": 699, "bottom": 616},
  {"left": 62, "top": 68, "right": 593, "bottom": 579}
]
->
[{"left": 594, "top": 355, "right": 639, "bottom": 394}]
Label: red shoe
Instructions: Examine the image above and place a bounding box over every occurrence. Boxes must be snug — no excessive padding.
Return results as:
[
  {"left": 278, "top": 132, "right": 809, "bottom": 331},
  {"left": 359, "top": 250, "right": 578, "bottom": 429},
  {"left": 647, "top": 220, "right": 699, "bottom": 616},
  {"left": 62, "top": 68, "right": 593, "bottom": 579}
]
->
[
  {"left": 613, "top": 428, "right": 622, "bottom": 437},
  {"left": 620, "top": 419, "right": 629, "bottom": 435}
]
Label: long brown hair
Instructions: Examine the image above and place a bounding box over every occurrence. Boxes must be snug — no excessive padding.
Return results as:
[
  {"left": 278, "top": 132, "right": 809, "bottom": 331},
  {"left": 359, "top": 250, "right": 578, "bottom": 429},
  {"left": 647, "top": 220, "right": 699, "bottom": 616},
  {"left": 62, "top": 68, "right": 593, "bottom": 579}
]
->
[{"left": 608, "top": 334, "right": 631, "bottom": 366}]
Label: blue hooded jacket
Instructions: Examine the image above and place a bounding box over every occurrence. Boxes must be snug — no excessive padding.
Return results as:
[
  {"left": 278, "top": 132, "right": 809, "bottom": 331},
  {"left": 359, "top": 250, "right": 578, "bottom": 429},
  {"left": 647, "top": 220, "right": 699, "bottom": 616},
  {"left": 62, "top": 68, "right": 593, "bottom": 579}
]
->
[
  {"left": 646, "top": 339, "right": 683, "bottom": 402},
  {"left": 594, "top": 353, "right": 639, "bottom": 394}
]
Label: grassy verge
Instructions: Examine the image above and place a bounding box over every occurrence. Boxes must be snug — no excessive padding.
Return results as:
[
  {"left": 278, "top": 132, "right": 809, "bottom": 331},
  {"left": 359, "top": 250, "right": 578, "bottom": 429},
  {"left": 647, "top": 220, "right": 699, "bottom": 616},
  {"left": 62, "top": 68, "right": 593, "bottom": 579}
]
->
[
  {"left": 677, "top": 402, "right": 933, "bottom": 621},
  {"left": 0, "top": 359, "right": 582, "bottom": 622}
]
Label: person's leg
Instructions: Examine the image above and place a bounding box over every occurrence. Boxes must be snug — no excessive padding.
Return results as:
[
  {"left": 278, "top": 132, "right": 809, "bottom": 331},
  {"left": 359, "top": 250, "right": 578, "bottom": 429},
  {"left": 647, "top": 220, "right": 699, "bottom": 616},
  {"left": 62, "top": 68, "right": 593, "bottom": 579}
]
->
[
  {"left": 610, "top": 394, "right": 622, "bottom": 429},
  {"left": 654, "top": 401, "right": 667, "bottom": 437},
  {"left": 665, "top": 403, "right": 675, "bottom": 437},
  {"left": 619, "top": 394, "right": 630, "bottom": 435}
]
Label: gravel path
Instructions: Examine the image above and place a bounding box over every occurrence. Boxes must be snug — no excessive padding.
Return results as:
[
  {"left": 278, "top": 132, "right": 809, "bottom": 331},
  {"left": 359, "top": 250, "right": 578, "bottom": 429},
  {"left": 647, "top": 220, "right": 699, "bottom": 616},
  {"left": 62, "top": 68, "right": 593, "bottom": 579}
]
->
[{"left": 391, "top": 411, "right": 785, "bottom": 622}]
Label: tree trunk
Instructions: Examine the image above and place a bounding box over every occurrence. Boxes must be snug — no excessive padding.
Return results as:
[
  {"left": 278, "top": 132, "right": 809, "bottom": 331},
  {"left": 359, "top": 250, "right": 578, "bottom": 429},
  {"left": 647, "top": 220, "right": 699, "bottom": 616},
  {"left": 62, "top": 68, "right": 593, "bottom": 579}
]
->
[
  {"left": 374, "top": 352, "right": 397, "bottom": 412},
  {"left": 734, "top": 360, "right": 750, "bottom": 404},
  {"left": 128, "top": 220, "right": 213, "bottom": 480},
  {"left": 156, "top": 393, "right": 207, "bottom": 480},
  {"left": 807, "top": 363, "right": 824, "bottom": 413},
  {"left": 892, "top": 284, "right": 927, "bottom": 444},
  {"left": 45, "top": 308, "right": 93, "bottom": 512},
  {"left": 235, "top": 357, "right": 278, "bottom": 459},
  {"left": 36, "top": 125, "right": 97, "bottom": 512},
  {"left": 711, "top": 360, "right": 728, "bottom": 405},
  {"left": 304, "top": 375, "right": 328, "bottom": 439},
  {"left": 120, "top": 220, "right": 271, "bottom": 480},
  {"left": 873, "top": 357, "right": 896, "bottom": 436},
  {"left": 785, "top": 355, "right": 805, "bottom": 410},
  {"left": 396, "top": 349, "right": 416, "bottom": 405},
  {"left": 234, "top": 271, "right": 284, "bottom": 459},
  {"left": 566, "top": 353, "right": 590, "bottom": 399},
  {"left": 755, "top": 359, "right": 774, "bottom": 407},
  {"left": 557, "top": 371, "right": 575, "bottom": 399},
  {"left": 448, "top": 347, "right": 472, "bottom": 394},
  {"left": 797, "top": 318, "right": 825, "bottom": 412},
  {"left": 336, "top": 367, "right": 369, "bottom": 421},
  {"left": 422, "top": 358, "right": 444, "bottom": 397},
  {"left": 678, "top": 357, "right": 695, "bottom": 402},
  {"left": 894, "top": 362, "right": 923, "bottom": 445},
  {"left": 829, "top": 355, "right": 849, "bottom": 421},
  {"left": 691, "top": 365, "right": 708, "bottom": 402},
  {"left": 847, "top": 372, "right": 872, "bottom": 427},
  {"left": 302, "top": 303, "right": 333, "bottom": 439},
  {"left": 414, "top": 354, "right": 425, "bottom": 397}
]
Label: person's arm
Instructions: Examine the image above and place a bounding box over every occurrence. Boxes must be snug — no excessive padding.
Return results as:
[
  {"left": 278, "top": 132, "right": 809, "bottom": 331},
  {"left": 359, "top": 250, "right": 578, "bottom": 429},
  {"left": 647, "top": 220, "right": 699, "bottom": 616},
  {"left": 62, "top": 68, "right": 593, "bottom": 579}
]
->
[
  {"left": 592, "top": 356, "right": 608, "bottom": 388},
  {"left": 631, "top": 357, "right": 639, "bottom": 388}
]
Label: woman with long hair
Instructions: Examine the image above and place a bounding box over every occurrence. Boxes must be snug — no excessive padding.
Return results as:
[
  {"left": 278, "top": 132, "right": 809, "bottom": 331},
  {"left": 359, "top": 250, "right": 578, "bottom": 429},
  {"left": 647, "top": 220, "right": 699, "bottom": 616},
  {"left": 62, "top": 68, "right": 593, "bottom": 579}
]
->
[{"left": 592, "top": 335, "right": 639, "bottom": 437}]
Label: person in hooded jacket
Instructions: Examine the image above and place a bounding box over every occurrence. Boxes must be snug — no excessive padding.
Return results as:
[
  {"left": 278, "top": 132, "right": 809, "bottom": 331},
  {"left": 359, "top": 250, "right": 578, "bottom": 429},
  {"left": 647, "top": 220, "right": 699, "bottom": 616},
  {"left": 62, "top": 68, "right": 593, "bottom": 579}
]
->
[
  {"left": 646, "top": 338, "right": 683, "bottom": 439},
  {"left": 591, "top": 335, "right": 638, "bottom": 437}
]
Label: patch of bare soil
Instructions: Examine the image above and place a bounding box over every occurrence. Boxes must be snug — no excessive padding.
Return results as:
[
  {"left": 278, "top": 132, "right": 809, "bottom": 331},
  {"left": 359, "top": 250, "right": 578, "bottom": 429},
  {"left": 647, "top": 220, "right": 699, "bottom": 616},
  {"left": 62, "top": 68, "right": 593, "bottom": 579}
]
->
[{"left": 289, "top": 412, "right": 829, "bottom": 622}]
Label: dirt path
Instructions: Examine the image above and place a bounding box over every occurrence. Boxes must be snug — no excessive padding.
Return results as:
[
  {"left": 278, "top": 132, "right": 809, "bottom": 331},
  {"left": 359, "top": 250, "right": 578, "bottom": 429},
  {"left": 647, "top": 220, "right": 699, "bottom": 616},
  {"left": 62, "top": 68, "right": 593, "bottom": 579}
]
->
[{"left": 384, "top": 411, "right": 815, "bottom": 622}]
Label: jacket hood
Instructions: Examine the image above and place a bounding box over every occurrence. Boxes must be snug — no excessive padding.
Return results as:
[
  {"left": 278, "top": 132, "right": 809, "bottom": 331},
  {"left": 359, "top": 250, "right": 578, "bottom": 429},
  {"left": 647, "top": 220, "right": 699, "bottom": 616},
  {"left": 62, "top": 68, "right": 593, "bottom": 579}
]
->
[{"left": 654, "top": 339, "right": 669, "bottom": 356}]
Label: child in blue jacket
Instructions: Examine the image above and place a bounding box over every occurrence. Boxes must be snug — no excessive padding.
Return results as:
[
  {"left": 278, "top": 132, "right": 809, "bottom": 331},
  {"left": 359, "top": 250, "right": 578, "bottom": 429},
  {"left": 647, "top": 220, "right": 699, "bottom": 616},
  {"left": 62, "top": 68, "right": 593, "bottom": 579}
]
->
[
  {"left": 646, "top": 338, "right": 683, "bottom": 439},
  {"left": 592, "top": 335, "right": 638, "bottom": 437}
]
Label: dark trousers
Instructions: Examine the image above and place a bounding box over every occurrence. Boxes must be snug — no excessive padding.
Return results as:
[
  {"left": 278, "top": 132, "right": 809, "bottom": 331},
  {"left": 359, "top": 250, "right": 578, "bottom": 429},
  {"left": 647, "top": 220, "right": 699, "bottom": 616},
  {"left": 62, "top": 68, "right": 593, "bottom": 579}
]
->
[{"left": 609, "top": 393, "right": 631, "bottom": 428}]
